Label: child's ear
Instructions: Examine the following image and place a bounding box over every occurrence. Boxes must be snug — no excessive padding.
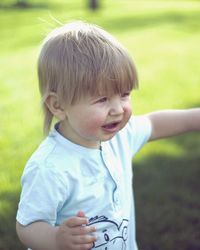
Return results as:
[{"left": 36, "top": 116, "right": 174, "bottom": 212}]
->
[{"left": 45, "top": 92, "right": 66, "bottom": 120}]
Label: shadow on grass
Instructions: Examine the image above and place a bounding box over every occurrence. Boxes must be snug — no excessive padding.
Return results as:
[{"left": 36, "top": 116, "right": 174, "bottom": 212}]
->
[
  {"left": 134, "top": 133, "right": 200, "bottom": 250},
  {"left": 0, "top": 190, "right": 25, "bottom": 250},
  {"left": 101, "top": 10, "right": 200, "bottom": 33},
  {"left": 0, "top": 2, "right": 48, "bottom": 9}
]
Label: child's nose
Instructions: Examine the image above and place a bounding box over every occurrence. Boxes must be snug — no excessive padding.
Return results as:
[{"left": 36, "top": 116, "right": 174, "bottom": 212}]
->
[{"left": 109, "top": 99, "right": 124, "bottom": 116}]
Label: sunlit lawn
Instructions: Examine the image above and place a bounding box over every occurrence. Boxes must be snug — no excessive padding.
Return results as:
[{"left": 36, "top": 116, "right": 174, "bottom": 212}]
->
[{"left": 0, "top": 0, "right": 200, "bottom": 249}]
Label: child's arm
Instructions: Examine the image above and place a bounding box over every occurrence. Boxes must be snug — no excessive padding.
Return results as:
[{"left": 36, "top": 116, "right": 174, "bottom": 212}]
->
[
  {"left": 147, "top": 108, "right": 200, "bottom": 141},
  {"left": 16, "top": 211, "right": 96, "bottom": 250}
]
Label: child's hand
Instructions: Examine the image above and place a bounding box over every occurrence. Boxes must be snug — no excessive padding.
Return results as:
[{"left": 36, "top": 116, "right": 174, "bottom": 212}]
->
[{"left": 56, "top": 211, "right": 96, "bottom": 250}]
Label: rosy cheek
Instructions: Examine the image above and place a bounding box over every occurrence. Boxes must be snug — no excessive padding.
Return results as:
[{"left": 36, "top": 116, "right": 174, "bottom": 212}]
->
[
  {"left": 80, "top": 115, "right": 104, "bottom": 135},
  {"left": 123, "top": 104, "right": 132, "bottom": 116}
]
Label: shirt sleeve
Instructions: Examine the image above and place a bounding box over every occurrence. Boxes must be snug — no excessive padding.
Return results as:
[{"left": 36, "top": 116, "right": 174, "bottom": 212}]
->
[
  {"left": 127, "top": 115, "right": 152, "bottom": 156},
  {"left": 16, "top": 160, "right": 68, "bottom": 226}
]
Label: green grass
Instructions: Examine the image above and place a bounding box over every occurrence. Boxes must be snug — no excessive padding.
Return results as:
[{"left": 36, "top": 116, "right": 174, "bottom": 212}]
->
[{"left": 0, "top": 0, "right": 200, "bottom": 249}]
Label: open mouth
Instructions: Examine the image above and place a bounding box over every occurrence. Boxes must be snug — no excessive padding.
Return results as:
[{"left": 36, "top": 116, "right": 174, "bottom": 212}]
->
[{"left": 102, "top": 121, "right": 120, "bottom": 130}]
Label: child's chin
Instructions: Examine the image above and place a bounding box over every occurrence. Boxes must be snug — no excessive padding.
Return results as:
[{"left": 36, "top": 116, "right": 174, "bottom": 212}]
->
[{"left": 101, "top": 132, "right": 118, "bottom": 142}]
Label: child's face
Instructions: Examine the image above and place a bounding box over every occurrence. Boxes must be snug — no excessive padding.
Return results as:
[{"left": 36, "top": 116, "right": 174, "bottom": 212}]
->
[{"left": 59, "top": 92, "right": 132, "bottom": 148}]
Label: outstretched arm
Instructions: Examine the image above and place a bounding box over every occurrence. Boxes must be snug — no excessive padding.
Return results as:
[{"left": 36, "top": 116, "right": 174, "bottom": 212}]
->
[{"left": 147, "top": 108, "right": 200, "bottom": 141}]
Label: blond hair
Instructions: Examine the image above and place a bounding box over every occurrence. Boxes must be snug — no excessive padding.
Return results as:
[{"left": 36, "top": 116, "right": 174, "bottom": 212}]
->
[{"left": 38, "top": 21, "right": 138, "bottom": 134}]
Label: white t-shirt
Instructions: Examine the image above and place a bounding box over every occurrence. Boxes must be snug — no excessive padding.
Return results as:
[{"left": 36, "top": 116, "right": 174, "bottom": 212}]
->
[{"left": 16, "top": 116, "right": 152, "bottom": 250}]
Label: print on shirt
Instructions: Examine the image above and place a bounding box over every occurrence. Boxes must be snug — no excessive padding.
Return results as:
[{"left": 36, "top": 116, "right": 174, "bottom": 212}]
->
[{"left": 88, "top": 215, "right": 128, "bottom": 249}]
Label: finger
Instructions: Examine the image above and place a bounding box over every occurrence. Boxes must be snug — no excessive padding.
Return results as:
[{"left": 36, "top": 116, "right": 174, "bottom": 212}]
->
[
  {"left": 76, "top": 210, "right": 86, "bottom": 218},
  {"left": 65, "top": 216, "right": 88, "bottom": 227},
  {"left": 71, "top": 225, "right": 96, "bottom": 235},
  {"left": 74, "top": 242, "right": 94, "bottom": 250},
  {"left": 72, "top": 234, "right": 97, "bottom": 245}
]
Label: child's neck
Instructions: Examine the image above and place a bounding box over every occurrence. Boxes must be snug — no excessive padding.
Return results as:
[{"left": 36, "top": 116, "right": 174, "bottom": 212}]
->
[{"left": 57, "top": 122, "right": 101, "bottom": 149}]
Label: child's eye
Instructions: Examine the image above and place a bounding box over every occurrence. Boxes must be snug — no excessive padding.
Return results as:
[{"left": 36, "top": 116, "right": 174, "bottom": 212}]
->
[
  {"left": 96, "top": 97, "right": 108, "bottom": 103},
  {"left": 121, "top": 92, "right": 130, "bottom": 98}
]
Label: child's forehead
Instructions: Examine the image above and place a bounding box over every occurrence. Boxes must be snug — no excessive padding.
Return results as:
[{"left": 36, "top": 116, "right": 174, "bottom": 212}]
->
[
  {"left": 94, "top": 80, "right": 133, "bottom": 95},
  {"left": 92, "top": 88, "right": 130, "bottom": 97},
  {"left": 82, "top": 86, "right": 132, "bottom": 100}
]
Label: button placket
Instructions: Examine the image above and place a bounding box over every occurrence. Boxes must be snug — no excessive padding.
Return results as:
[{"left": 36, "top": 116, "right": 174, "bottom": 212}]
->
[{"left": 100, "top": 145, "right": 122, "bottom": 208}]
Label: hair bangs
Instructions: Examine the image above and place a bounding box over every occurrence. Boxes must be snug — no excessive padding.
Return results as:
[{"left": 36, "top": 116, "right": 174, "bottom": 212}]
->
[{"left": 88, "top": 48, "right": 138, "bottom": 98}]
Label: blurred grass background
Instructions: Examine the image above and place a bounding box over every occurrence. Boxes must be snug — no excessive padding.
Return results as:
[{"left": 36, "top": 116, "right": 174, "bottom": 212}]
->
[{"left": 0, "top": 0, "right": 200, "bottom": 249}]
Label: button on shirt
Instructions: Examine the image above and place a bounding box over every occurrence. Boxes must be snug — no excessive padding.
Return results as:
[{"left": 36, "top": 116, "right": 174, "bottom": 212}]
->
[{"left": 16, "top": 116, "right": 152, "bottom": 250}]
